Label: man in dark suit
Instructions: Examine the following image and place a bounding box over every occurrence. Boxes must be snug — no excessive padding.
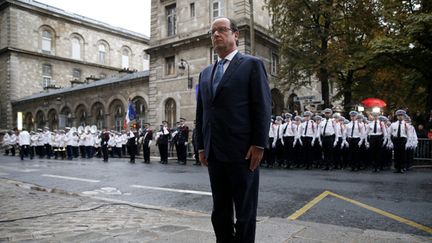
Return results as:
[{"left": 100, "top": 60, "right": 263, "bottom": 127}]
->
[
  {"left": 176, "top": 118, "right": 189, "bottom": 165},
  {"left": 196, "top": 17, "right": 271, "bottom": 243},
  {"left": 140, "top": 123, "right": 153, "bottom": 164}
]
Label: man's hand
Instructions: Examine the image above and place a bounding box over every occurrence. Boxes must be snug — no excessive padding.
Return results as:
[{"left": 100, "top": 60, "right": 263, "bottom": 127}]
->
[
  {"left": 245, "top": 145, "right": 264, "bottom": 172},
  {"left": 199, "top": 151, "right": 208, "bottom": 166}
]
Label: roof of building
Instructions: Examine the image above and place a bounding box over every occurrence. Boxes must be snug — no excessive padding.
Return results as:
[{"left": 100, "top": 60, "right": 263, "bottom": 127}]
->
[
  {"left": 8, "top": 0, "right": 149, "bottom": 41},
  {"left": 12, "top": 70, "right": 149, "bottom": 103}
]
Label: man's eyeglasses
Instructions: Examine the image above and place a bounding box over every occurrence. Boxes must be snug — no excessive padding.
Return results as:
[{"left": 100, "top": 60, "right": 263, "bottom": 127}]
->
[{"left": 208, "top": 27, "right": 236, "bottom": 36}]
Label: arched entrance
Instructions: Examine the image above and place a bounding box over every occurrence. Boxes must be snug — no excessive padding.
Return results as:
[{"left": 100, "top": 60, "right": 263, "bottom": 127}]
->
[
  {"left": 24, "top": 112, "right": 34, "bottom": 131},
  {"left": 35, "top": 110, "right": 45, "bottom": 129},
  {"left": 75, "top": 104, "right": 88, "bottom": 126},
  {"left": 132, "top": 96, "right": 147, "bottom": 129},
  {"left": 271, "top": 88, "right": 285, "bottom": 116},
  {"left": 91, "top": 102, "right": 105, "bottom": 129},
  {"left": 164, "top": 98, "right": 176, "bottom": 129},
  {"left": 288, "top": 93, "right": 301, "bottom": 115},
  {"left": 109, "top": 99, "right": 125, "bottom": 132},
  {"left": 47, "top": 109, "right": 58, "bottom": 130},
  {"left": 60, "top": 106, "right": 73, "bottom": 128}
]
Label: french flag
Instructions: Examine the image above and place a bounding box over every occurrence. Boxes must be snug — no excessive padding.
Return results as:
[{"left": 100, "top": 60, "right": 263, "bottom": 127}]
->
[{"left": 124, "top": 100, "right": 136, "bottom": 129}]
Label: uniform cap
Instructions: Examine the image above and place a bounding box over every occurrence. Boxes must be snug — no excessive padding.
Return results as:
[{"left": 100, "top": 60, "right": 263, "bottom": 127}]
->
[
  {"left": 356, "top": 114, "right": 364, "bottom": 120},
  {"left": 303, "top": 111, "right": 313, "bottom": 117},
  {"left": 37, "top": 128, "right": 43, "bottom": 131},
  {"left": 349, "top": 111, "right": 358, "bottom": 116},
  {"left": 294, "top": 116, "right": 302, "bottom": 121},
  {"left": 395, "top": 109, "right": 406, "bottom": 116},
  {"left": 276, "top": 116, "right": 283, "bottom": 121},
  {"left": 285, "top": 113, "right": 293, "bottom": 118},
  {"left": 65, "top": 127, "right": 71, "bottom": 130},
  {"left": 322, "top": 108, "right": 333, "bottom": 114},
  {"left": 313, "top": 115, "right": 322, "bottom": 121}
]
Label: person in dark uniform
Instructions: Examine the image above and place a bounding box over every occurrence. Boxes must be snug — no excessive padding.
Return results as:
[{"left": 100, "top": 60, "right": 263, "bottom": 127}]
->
[
  {"left": 196, "top": 17, "right": 271, "bottom": 243},
  {"left": 156, "top": 121, "right": 170, "bottom": 164},
  {"left": 127, "top": 129, "right": 137, "bottom": 163},
  {"left": 192, "top": 120, "right": 201, "bottom": 165},
  {"left": 100, "top": 127, "right": 110, "bottom": 162},
  {"left": 140, "top": 123, "right": 153, "bottom": 164},
  {"left": 389, "top": 110, "right": 409, "bottom": 173},
  {"left": 175, "top": 118, "right": 189, "bottom": 165}
]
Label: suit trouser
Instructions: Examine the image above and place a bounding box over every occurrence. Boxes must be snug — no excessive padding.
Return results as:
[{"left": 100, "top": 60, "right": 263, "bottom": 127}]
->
[
  {"left": 158, "top": 144, "right": 168, "bottom": 162},
  {"left": 128, "top": 145, "right": 136, "bottom": 161},
  {"left": 392, "top": 137, "right": 407, "bottom": 172},
  {"left": 347, "top": 138, "right": 360, "bottom": 170},
  {"left": 66, "top": 145, "right": 73, "bottom": 160},
  {"left": 208, "top": 155, "right": 259, "bottom": 243},
  {"left": 79, "top": 146, "right": 86, "bottom": 158},
  {"left": 322, "top": 135, "right": 335, "bottom": 168},
  {"left": 369, "top": 135, "right": 383, "bottom": 170},
  {"left": 333, "top": 138, "right": 343, "bottom": 168},
  {"left": 102, "top": 145, "right": 109, "bottom": 161},
  {"left": 301, "top": 137, "right": 313, "bottom": 168},
  {"left": 44, "top": 144, "right": 52, "bottom": 158},
  {"left": 143, "top": 143, "right": 151, "bottom": 162}
]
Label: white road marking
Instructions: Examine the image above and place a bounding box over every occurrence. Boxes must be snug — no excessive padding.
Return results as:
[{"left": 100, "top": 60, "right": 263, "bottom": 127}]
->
[
  {"left": 82, "top": 187, "right": 122, "bottom": 195},
  {"left": 131, "top": 184, "right": 212, "bottom": 196},
  {"left": 0, "top": 165, "right": 40, "bottom": 172},
  {"left": 42, "top": 174, "right": 100, "bottom": 183}
]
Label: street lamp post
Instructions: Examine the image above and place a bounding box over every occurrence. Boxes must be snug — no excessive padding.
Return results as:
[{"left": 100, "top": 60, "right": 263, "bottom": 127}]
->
[{"left": 178, "top": 59, "right": 193, "bottom": 89}]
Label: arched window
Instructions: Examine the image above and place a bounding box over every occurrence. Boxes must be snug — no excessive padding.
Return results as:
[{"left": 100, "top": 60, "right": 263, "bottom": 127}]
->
[
  {"left": 48, "top": 109, "right": 58, "bottom": 130},
  {"left": 98, "top": 43, "right": 107, "bottom": 64},
  {"left": 91, "top": 102, "right": 105, "bottom": 129},
  {"left": 75, "top": 104, "right": 88, "bottom": 126},
  {"left": 121, "top": 47, "right": 130, "bottom": 69},
  {"left": 42, "top": 30, "right": 53, "bottom": 54},
  {"left": 60, "top": 107, "right": 72, "bottom": 128},
  {"left": 35, "top": 110, "right": 45, "bottom": 129},
  {"left": 109, "top": 99, "right": 125, "bottom": 132},
  {"left": 71, "top": 37, "right": 81, "bottom": 60},
  {"left": 164, "top": 98, "right": 176, "bottom": 128},
  {"left": 24, "top": 112, "right": 34, "bottom": 131}
]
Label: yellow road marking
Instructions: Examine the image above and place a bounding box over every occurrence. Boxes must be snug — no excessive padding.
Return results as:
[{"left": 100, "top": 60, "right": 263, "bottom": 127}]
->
[
  {"left": 288, "top": 190, "right": 331, "bottom": 220},
  {"left": 288, "top": 190, "right": 432, "bottom": 234}
]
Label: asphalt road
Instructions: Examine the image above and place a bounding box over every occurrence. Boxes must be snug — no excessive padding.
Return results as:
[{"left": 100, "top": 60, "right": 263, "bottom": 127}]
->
[{"left": 0, "top": 154, "right": 431, "bottom": 236}]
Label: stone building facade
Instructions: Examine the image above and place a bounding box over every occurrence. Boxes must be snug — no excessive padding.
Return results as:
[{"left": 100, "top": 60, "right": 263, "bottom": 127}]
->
[{"left": 1, "top": 0, "right": 149, "bottom": 130}]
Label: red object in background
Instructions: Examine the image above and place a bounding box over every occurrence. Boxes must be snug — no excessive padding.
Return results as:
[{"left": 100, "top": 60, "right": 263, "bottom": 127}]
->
[{"left": 361, "top": 98, "right": 387, "bottom": 108}]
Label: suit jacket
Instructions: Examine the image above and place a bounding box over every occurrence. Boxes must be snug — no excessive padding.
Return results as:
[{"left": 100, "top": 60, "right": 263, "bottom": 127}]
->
[{"left": 196, "top": 52, "right": 271, "bottom": 162}]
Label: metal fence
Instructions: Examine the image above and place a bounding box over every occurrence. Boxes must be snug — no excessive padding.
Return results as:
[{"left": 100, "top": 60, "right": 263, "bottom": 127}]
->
[{"left": 414, "top": 138, "right": 432, "bottom": 162}]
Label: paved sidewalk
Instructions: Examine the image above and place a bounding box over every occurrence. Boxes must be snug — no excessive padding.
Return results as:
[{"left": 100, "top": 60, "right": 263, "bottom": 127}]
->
[{"left": 0, "top": 178, "right": 430, "bottom": 242}]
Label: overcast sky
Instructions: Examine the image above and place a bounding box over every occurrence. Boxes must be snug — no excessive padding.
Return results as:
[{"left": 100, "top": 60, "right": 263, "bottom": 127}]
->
[{"left": 36, "top": 0, "right": 151, "bottom": 36}]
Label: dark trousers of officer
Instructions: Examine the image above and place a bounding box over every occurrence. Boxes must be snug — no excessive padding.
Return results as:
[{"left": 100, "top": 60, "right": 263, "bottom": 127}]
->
[
  {"left": 274, "top": 139, "right": 284, "bottom": 166},
  {"left": 115, "top": 147, "right": 122, "bottom": 158},
  {"left": 347, "top": 138, "right": 361, "bottom": 170},
  {"left": 29, "top": 146, "right": 35, "bottom": 159},
  {"left": 44, "top": 144, "right": 52, "bottom": 158},
  {"left": 85, "top": 146, "right": 94, "bottom": 158},
  {"left": 128, "top": 144, "right": 136, "bottom": 162},
  {"left": 283, "top": 136, "right": 295, "bottom": 167},
  {"left": 369, "top": 135, "right": 383, "bottom": 170},
  {"left": 392, "top": 137, "right": 407, "bottom": 172},
  {"left": 79, "top": 145, "right": 86, "bottom": 158},
  {"left": 208, "top": 151, "right": 259, "bottom": 243},
  {"left": 20, "top": 145, "right": 30, "bottom": 160},
  {"left": 177, "top": 143, "right": 187, "bottom": 163},
  {"left": 322, "top": 135, "right": 335, "bottom": 169},
  {"left": 143, "top": 143, "right": 150, "bottom": 163},
  {"left": 158, "top": 144, "right": 168, "bottom": 163},
  {"left": 72, "top": 146, "right": 79, "bottom": 158},
  {"left": 122, "top": 145, "right": 127, "bottom": 156},
  {"left": 333, "top": 138, "right": 343, "bottom": 169},
  {"left": 66, "top": 145, "right": 73, "bottom": 160},
  {"left": 405, "top": 148, "right": 414, "bottom": 170},
  {"left": 37, "top": 145, "right": 44, "bottom": 158},
  {"left": 102, "top": 145, "right": 109, "bottom": 162},
  {"left": 193, "top": 144, "right": 200, "bottom": 165},
  {"left": 301, "top": 137, "right": 313, "bottom": 169}
]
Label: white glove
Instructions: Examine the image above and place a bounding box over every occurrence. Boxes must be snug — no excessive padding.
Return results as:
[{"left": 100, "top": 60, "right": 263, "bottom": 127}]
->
[
  {"left": 319, "top": 141, "right": 322, "bottom": 147},
  {"left": 365, "top": 142, "right": 370, "bottom": 149},
  {"left": 184, "top": 142, "right": 188, "bottom": 146},
  {"left": 311, "top": 139, "right": 315, "bottom": 146},
  {"left": 272, "top": 142, "right": 276, "bottom": 148},
  {"left": 387, "top": 142, "right": 394, "bottom": 150},
  {"left": 299, "top": 139, "right": 303, "bottom": 146},
  {"left": 281, "top": 140, "right": 285, "bottom": 146},
  {"left": 333, "top": 140, "right": 338, "bottom": 148},
  {"left": 358, "top": 140, "right": 363, "bottom": 147},
  {"left": 343, "top": 140, "right": 349, "bottom": 149},
  {"left": 148, "top": 140, "right": 152, "bottom": 147}
]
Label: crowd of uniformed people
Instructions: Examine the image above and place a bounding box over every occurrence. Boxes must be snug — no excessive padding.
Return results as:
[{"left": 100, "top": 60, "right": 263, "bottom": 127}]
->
[
  {"left": 265, "top": 108, "right": 418, "bottom": 173},
  {"left": 1, "top": 109, "right": 419, "bottom": 173}
]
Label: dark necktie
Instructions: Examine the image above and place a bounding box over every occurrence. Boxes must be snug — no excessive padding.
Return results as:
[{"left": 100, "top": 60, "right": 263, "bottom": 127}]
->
[
  {"left": 323, "top": 119, "right": 328, "bottom": 136},
  {"left": 213, "top": 59, "right": 227, "bottom": 94},
  {"left": 351, "top": 121, "right": 355, "bottom": 137},
  {"left": 304, "top": 121, "right": 309, "bottom": 136},
  {"left": 397, "top": 121, "right": 401, "bottom": 138},
  {"left": 373, "top": 121, "right": 377, "bottom": 133},
  {"left": 277, "top": 125, "right": 280, "bottom": 140}
]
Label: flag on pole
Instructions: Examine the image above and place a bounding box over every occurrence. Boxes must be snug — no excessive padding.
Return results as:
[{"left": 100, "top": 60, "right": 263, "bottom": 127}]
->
[{"left": 124, "top": 99, "right": 136, "bottom": 129}]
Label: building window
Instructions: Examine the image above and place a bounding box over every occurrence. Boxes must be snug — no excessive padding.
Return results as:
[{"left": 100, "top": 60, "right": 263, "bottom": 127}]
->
[
  {"left": 98, "top": 44, "right": 107, "bottom": 64},
  {"left": 72, "top": 68, "right": 81, "bottom": 80},
  {"left": 71, "top": 37, "right": 81, "bottom": 60},
  {"left": 122, "top": 48, "right": 130, "bottom": 69},
  {"left": 271, "top": 53, "right": 279, "bottom": 75},
  {"left": 165, "top": 56, "right": 175, "bottom": 75},
  {"left": 190, "top": 3, "right": 195, "bottom": 17},
  {"left": 165, "top": 98, "right": 176, "bottom": 128},
  {"left": 211, "top": 48, "right": 218, "bottom": 64},
  {"left": 212, "top": 0, "right": 224, "bottom": 19},
  {"left": 166, "top": 4, "right": 176, "bottom": 36},
  {"left": 143, "top": 52, "right": 150, "bottom": 71},
  {"left": 42, "top": 30, "right": 52, "bottom": 54},
  {"left": 42, "top": 64, "right": 52, "bottom": 88}
]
